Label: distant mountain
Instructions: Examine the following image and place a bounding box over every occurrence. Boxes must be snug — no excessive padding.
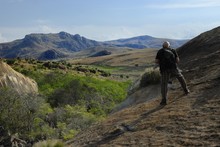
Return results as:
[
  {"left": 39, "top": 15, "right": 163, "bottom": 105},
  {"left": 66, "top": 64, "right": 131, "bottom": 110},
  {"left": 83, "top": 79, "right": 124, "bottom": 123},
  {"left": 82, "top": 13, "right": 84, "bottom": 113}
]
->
[
  {"left": 0, "top": 32, "right": 188, "bottom": 60},
  {"left": 0, "top": 32, "right": 102, "bottom": 60},
  {"left": 106, "top": 35, "right": 189, "bottom": 49}
]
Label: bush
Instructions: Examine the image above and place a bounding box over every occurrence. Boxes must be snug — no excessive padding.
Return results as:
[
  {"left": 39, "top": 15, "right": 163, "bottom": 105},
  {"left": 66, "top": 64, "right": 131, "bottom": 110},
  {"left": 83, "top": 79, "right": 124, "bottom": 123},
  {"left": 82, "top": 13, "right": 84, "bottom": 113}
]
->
[
  {"left": 6, "top": 59, "right": 16, "bottom": 65},
  {"left": 33, "top": 139, "right": 64, "bottom": 147},
  {"left": 0, "top": 88, "right": 55, "bottom": 141},
  {"left": 140, "top": 69, "right": 160, "bottom": 87},
  {"left": 0, "top": 89, "right": 39, "bottom": 133}
]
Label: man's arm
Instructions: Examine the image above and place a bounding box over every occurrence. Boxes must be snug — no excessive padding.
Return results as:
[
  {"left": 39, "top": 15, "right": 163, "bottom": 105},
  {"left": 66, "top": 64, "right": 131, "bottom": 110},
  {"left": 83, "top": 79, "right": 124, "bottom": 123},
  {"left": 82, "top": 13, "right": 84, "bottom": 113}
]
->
[
  {"left": 155, "top": 59, "right": 159, "bottom": 64},
  {"left": 171, "top": 49, "right": 180, "bottom": 63},
  {"left": 176, "top": 57, "right": 180, "bottom": 63}
]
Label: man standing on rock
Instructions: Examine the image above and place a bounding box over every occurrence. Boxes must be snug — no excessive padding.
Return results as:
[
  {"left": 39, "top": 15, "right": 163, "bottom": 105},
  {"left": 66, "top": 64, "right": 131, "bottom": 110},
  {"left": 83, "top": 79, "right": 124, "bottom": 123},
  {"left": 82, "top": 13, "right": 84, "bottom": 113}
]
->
[{"left": 155, "top": 41, "right": 190, "bottom": 105}]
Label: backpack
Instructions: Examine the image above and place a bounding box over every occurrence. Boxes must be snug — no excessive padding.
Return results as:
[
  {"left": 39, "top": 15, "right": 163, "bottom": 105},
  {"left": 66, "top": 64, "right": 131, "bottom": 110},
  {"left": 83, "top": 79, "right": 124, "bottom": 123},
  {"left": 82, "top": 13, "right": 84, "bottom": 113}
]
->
[{"left": 160, "top": 48, "right": 176, "bottom": 70}]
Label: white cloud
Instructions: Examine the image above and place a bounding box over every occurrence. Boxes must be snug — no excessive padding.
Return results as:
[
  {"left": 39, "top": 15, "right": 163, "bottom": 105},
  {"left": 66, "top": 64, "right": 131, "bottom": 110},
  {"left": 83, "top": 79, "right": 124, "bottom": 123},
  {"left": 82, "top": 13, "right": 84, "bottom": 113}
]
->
[
  {"left": 139, "top": 23, "right": 220, "bottom": 40},
  {"left": 33, "top": 19, "right": 51, "bottom": 25},
  {"left": 0, "top": 33, "right": 7, "bottom": 43},
  {"left": 0, "top": 23, "right": 219, "bottom": 43},
  {"left": 38, "top": 25, "right": 58, "bottom": 33},
  {"left": 0, "top": 25, "right": 59, "bottom": 43},
  {"left": 42, "top": 23, "right": 220, "bottom": 41},
  {"left": 65, "top": 25, "right": 140, "bottom": 41},
  {"left": 146, "top": 0, "right": 220, "bottom": 9}
]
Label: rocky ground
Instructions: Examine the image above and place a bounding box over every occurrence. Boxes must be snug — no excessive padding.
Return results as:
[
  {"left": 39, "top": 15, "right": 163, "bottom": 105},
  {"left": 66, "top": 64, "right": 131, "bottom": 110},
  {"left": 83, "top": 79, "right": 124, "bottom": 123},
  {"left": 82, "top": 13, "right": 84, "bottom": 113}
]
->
[{"left": 67, "top": 70, "right": 220, "bottom": 146}]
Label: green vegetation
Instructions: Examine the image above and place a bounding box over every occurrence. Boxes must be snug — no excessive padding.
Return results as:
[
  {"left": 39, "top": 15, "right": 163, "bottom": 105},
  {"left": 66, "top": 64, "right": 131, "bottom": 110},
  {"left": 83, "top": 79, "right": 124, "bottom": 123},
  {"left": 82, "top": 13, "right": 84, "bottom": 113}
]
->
[
  {"left": 90, "top": 65, "right": 126, "bottom": 73},
  {"left": 0, "top": 88, "right": 53, "bottom": 140},
  {"left": 0, "top": 58, "right": 130, "bottom": 144}
]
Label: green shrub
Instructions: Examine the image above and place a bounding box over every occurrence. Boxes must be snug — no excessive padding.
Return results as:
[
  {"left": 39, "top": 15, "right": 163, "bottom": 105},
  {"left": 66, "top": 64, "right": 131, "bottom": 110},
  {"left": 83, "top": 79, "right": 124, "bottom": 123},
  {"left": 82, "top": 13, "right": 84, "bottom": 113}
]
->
[
  {"left": 0, "top": 88, "right": 55, "bottom": 141},
  {"left": 20, "top": 69, "right": 30, "bottom": 75},
  {"left": 140, "top": 69, "right": 160, "bottom": 87},
  {"left": 6, "top": 59, "right": 16, "bottom": 65}
]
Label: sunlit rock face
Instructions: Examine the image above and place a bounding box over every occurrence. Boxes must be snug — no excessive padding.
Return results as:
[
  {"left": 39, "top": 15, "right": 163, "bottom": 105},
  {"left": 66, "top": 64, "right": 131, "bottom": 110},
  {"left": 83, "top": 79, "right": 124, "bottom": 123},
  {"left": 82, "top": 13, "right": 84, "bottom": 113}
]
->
[{"left": 0, "top": 61, "right": 38, "bottom": 95}]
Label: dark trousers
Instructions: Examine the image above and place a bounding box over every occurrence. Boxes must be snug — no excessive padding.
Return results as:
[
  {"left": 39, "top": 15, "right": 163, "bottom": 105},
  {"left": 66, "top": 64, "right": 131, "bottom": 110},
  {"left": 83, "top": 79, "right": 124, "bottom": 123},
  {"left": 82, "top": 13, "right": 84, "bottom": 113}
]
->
[{"left": 161, "top": 69, "right": 189, "bottom": 101}]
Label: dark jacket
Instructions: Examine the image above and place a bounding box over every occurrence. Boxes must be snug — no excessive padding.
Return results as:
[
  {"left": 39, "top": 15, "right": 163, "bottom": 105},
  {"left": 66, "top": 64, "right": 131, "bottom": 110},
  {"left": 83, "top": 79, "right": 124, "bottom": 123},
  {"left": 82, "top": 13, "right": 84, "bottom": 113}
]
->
[{"left": 155, "top": 47, "right": 178, "bottom": 72}]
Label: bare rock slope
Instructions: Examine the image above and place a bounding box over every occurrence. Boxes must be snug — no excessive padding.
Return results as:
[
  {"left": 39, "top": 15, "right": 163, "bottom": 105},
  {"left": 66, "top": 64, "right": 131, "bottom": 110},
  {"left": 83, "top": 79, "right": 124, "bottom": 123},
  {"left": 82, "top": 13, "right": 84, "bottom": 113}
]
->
[
  {"left": 67, "top": 26, "right": 220, "bottom": 146},
  {"left": 0, "top": 61, "right": 38, "bottom": 94}
]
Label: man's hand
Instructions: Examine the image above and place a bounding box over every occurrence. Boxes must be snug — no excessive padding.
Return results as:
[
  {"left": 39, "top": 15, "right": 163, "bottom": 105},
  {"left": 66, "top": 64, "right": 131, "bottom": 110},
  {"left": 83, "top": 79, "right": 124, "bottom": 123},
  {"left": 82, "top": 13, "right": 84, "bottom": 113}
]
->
[{"left": 153, "top": 64, "right": 159, "bottom": 69}]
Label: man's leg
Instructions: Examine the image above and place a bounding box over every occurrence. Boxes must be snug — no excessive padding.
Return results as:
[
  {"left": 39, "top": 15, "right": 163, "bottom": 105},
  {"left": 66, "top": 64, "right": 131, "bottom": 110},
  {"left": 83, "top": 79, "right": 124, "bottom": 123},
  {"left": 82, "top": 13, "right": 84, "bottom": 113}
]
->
[
  {"left": 173, "top": 69, "right": 190, "bottom": 94},
  {"left": 161, "top": 71, "right": 170, "bottom": 105}
]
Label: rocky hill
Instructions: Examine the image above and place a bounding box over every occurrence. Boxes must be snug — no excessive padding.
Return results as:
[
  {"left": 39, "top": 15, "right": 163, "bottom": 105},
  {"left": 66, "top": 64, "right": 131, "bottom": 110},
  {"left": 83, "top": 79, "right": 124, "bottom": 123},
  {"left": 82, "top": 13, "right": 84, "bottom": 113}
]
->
[
  {"left": 0, "top": 60, "right": 38, "bottom": 95},
  {"left": 0, "top": 32, "right": 102, "bottom": 60},
  {"left": 0, "top": 32, "right": 188, "bottom": 60},
  {"left": 67, "top": 27, "right": 220, "bottom": 146}
]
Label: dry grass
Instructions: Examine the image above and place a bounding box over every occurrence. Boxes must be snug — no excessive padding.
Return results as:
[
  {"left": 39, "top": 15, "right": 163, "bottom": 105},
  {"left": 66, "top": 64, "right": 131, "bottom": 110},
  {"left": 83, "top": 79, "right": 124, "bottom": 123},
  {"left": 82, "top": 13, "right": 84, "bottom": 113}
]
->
[
  {"left": 69, "top": 49, "right": 157, "bottom": 67},
  {"left": 69, "top": 49, "right": 157, "bottom": 81},
  {"left": 33, "top": 139, "right": 64, "bottom": 147}
]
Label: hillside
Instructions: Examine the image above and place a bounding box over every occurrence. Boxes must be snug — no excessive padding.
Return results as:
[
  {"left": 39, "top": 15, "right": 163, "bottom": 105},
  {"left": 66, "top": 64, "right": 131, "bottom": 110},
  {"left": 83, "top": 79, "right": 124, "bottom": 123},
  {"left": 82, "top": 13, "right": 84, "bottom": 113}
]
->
[
  {"left": 67, "top": 27, "right": 220, "bottom": 146},
  {"left": 177, "top": 26, "right": 220, "bottom": 69},
  {"left": 0, "top": 32, "right": 188, "bottom": 60}
]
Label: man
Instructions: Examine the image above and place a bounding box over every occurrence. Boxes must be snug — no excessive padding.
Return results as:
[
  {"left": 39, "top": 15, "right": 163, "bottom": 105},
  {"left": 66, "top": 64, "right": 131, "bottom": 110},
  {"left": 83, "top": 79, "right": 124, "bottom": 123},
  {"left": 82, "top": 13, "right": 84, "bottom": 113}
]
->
[{"left": 155, "top": 41, "right": 190, "bottom": 105}]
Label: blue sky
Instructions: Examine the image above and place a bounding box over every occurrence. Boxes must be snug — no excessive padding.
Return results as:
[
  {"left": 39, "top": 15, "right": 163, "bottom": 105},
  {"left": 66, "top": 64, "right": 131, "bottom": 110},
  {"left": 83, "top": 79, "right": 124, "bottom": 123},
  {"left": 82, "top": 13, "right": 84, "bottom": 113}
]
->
[{"left": 0, "top": 0, "right": 220, "bottom": 42}]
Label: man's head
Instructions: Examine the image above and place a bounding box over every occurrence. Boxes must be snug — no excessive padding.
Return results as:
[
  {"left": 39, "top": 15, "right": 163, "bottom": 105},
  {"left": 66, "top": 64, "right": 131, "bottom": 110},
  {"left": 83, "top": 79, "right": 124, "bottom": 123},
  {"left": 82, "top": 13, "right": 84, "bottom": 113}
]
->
[{"left": 162, "top": 41, "right": 170, "bottom": 48}]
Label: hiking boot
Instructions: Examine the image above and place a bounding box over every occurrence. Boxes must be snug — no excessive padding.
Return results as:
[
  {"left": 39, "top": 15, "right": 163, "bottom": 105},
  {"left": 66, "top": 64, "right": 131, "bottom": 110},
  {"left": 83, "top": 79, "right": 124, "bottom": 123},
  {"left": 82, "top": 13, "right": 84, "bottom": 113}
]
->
[
  {"left": 185, "top": 89, "right": 190, "bottom": 95},
  {"left": 160, "top": 99, "right": 167, "bottom": 105}
]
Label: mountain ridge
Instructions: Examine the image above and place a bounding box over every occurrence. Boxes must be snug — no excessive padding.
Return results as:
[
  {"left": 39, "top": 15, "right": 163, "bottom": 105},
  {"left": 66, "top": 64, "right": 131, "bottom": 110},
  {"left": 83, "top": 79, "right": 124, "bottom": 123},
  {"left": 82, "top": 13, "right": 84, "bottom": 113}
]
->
[
  {"left": 106, "top": 35, "right": 188, "bottom": 49},
  {"left": 0, "top": 32, "right": 188, "bottom": 60}
]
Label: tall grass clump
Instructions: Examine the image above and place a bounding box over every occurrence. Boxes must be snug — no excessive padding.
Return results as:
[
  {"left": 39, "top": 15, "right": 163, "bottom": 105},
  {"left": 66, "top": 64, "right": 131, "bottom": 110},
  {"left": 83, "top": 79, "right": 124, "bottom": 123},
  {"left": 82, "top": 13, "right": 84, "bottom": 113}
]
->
[
  {"left": 140, "top": 68, "right": 160, "bottom": 87},
  {"left": 33, "top": 139, "right": 64, "bottom": 147}
]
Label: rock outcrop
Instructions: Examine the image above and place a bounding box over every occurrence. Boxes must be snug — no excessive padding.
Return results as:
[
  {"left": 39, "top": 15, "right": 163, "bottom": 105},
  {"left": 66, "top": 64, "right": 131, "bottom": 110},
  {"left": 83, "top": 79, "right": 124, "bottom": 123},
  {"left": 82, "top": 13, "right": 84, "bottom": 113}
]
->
[
  {"left": 90, "top": 50, "right": 112, "bottom": 57},
  {"left": 0, "top": 61, "right": 38, "bottom": 95}
]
